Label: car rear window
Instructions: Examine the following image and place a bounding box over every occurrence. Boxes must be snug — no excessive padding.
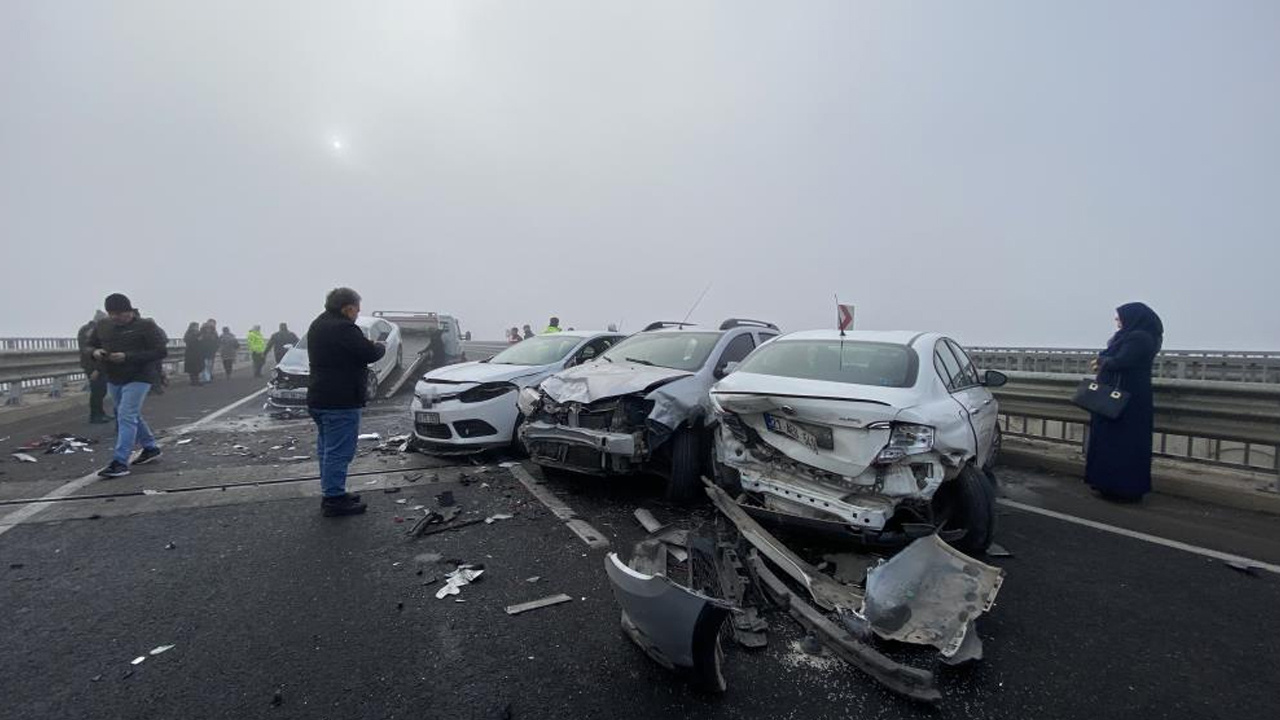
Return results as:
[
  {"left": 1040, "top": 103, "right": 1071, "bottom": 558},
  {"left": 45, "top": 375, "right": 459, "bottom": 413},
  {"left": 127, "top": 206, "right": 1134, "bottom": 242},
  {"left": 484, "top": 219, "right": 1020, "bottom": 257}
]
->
[{"left": 736, "top": 340, "right": 918, "bottom": 388}]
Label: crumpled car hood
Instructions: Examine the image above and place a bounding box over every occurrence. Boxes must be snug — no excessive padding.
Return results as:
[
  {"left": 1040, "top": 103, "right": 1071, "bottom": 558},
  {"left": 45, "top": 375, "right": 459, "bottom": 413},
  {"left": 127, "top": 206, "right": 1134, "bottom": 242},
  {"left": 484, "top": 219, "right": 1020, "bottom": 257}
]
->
[
  {"left": 423, "top": 360, "right": 545, "bottom": 386},
  {"left": 276, "top": 348, "right": 309, "bottom": 376},
  {"left": 540, "top": 361, "right": 692, "bottom": 405}
]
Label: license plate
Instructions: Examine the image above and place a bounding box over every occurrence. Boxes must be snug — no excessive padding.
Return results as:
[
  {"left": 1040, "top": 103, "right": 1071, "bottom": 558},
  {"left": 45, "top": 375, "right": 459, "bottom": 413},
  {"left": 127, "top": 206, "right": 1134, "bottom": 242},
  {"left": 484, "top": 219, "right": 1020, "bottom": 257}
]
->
[
  {"left": 764, "top": 413, "right": 827, "bottom": 451},
  {"left": 416, "top": 411, "right": 440, "bottom": 425}
]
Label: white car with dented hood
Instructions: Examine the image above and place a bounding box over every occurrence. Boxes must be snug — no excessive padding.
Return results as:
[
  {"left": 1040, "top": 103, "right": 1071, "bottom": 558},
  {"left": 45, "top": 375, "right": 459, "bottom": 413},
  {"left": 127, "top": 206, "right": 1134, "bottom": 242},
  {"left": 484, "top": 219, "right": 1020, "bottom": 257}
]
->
[
  {"left": 411, "top": 331, "right": 624, "bottom": 454},
  {"left": 711, "top": 330, "right": 1006, "bottom": 553}
]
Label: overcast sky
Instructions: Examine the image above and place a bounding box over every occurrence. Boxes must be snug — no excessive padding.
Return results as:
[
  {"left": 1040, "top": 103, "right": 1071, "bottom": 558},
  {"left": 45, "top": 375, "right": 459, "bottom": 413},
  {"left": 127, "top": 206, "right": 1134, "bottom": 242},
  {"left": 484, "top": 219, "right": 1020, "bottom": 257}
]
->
[{"left": 2, "top": 1, "right": 1277, "bottom": 349}]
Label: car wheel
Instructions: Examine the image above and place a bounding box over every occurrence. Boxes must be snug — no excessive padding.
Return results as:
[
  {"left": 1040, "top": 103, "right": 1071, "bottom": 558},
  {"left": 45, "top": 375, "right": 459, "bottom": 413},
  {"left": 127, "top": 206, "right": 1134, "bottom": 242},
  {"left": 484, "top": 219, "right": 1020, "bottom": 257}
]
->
[
  {"left": 932, "top": 464, "right": 996, "bottom": 555},
  {"left": 665, "top": 427, "right": 703, "bottom": 503},
  {"left": 365, "top": 370, "right": 380, "bottom": 402}
]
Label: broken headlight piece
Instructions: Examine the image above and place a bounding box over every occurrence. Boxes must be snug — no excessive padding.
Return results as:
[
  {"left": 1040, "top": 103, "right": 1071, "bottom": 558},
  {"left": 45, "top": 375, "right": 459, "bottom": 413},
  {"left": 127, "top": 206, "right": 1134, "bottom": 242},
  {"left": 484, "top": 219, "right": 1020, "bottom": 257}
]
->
[
  {"left": 872, "top": 422, "right": 935, "bottom": 464},
  {"left": 516, "top": 386, "right": 542, "bottom": 416}
]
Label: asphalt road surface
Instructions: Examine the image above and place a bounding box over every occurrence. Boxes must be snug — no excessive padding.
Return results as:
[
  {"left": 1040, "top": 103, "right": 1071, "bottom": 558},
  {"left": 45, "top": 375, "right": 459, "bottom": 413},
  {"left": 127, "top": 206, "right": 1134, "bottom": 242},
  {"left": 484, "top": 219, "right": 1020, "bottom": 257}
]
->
[{"left": 1, "top": 369, "right": 1277, "bottom": 720}]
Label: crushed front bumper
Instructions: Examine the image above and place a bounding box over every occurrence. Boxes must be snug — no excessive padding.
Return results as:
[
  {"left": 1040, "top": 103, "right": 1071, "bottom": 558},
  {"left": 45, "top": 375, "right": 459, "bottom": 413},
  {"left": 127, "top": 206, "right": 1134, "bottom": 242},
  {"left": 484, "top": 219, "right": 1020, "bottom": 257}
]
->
[{"left": 521, "top": 421, "right": 644, "bottom": 474}]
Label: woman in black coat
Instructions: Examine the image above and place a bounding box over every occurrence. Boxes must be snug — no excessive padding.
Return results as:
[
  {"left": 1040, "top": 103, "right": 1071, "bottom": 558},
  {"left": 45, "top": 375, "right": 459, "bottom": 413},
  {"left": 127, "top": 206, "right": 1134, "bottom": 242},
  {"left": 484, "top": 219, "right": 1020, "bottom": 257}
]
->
[
  {"left": 1085, "top": 302, "right": 1164, "bottom": 502},
  {"left": 182, "top": 322, "right": 203, "bottom": 385}
]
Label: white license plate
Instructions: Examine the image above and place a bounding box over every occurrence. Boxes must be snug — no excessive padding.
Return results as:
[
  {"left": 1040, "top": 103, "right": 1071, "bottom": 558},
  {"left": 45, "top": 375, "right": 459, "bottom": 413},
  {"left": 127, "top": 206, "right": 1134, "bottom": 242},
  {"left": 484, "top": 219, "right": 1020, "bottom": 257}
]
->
[
  {"left": 274, "top": 389, "right": 306, "bottom": 399},
  {"left": 416, "top": 411, "right": 441, "bottom": 425},
  {"left": 765, "top": 413, "right": 818, "bottom": 450}
]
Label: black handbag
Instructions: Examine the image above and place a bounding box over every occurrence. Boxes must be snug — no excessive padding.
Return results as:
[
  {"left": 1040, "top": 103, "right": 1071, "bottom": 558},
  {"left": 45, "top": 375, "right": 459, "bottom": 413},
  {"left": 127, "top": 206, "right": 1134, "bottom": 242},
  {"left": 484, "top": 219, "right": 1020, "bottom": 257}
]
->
[{"left": 1072, "top": 377, "right": 1130, "bottom": 420}]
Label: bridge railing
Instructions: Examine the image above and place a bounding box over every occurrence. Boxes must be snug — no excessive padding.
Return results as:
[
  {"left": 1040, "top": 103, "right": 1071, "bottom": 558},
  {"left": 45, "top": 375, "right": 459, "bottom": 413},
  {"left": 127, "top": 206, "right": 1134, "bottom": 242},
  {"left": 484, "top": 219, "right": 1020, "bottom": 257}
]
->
[
  {"left": 992, "top": 371, "right": 1280, "bottom": 491},
  {"left": 969, "top": 347, "right": 1280, "bottom": 384}
]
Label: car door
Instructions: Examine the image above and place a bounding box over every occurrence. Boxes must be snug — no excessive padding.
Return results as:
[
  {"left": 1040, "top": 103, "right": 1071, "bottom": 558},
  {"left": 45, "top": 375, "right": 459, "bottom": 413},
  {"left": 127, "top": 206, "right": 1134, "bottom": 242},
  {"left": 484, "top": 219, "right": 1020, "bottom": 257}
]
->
[{"left": 941, "top": 338, "right": 997, "bottom": 468}]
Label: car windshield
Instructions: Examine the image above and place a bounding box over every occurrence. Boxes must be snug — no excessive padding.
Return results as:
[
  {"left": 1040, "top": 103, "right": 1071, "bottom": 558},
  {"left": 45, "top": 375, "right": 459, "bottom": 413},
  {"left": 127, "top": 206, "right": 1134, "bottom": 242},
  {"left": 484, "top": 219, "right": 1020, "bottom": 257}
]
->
[
  {"left": 736, "top": 340, "right": 918, "bottom": 388},
  {"left": 489, "top": 335, "right": 583, "bottom": 366},
  {"left": 599, "top": 332, "right": 722, "bottom": 372}
]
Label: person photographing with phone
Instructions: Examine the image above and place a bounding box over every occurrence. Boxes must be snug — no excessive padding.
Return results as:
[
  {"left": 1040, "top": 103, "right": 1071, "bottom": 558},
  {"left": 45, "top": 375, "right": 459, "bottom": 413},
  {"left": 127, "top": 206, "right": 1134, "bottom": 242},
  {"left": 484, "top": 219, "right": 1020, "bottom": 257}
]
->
[{"left": 82, "top": 293, "right": 169, "bottom": 478}]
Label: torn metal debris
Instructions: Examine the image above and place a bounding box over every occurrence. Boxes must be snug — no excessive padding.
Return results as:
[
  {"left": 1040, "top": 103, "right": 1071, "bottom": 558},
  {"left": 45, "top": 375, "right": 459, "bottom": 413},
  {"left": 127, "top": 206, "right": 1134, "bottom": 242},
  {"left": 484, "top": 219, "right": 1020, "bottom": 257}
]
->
[
  {"left": 435, "top": 565, "right": 484, "bottom": 599},
  {"left": 505, "top": 593, "right": 573, "bottom": 616}
]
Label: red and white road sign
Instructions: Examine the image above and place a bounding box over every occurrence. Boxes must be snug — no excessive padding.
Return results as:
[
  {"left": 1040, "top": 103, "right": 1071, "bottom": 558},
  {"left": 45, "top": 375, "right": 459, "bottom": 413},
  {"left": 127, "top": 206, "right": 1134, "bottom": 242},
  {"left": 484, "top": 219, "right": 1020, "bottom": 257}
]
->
[{"left": 837, "top": 304, "right": 855, "bottom": 331}]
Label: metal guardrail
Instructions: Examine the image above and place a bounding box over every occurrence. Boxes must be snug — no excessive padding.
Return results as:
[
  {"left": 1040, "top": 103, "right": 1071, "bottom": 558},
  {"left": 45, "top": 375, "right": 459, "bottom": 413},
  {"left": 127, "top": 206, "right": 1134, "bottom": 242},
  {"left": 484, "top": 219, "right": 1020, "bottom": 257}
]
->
[
  {"left": 969, "top": 347, "right": 1280, "bottom": 384},
  {"left": 992, "top": 371, "right": 1280, "bottom": 491}
]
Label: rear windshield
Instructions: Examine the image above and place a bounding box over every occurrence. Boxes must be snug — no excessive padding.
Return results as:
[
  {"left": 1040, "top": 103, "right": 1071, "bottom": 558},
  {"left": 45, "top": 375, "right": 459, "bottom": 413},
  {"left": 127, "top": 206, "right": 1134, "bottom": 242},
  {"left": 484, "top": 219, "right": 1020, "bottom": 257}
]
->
[
  {"left": 599, "top": 332, "right": 722, "bottom": 372},
  {"left": 735, "top": 340, "right": 918, "bottom": 388},
  {"left": 489, "top": 335, "right": 582, "bottom": 366}
]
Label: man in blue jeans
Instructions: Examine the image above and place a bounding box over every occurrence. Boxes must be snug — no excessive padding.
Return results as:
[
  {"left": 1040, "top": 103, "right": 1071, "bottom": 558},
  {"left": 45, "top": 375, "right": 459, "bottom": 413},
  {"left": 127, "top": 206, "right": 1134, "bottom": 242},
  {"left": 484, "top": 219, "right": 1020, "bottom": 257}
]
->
[
  {"left": 306, "top": 287, "right": 385, "bottom": 517},
  {"left": 82, "top": 294, "right": 169, "bottom": 478}
]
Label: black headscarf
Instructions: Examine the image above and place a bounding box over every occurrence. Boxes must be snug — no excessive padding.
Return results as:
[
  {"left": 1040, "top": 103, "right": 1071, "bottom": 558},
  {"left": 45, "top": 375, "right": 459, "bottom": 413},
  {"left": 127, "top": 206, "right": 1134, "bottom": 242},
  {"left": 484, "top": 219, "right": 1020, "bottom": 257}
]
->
[{"left": 1107, "top": 302, "right": 1164, "bottom": 353}]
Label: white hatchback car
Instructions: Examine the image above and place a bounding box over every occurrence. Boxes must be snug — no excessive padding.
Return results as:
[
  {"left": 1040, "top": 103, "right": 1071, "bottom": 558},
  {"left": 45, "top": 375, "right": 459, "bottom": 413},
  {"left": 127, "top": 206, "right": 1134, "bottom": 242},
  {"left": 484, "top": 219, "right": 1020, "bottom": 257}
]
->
[
  {"left": 710, "top": 330, "right": 1006, "bottom": 553},
  {"left": 267, "top": 316, "right": 403, "bottom": 412},
  {"left": 411, "top": 331, "right": 624, "bottom": 454}
]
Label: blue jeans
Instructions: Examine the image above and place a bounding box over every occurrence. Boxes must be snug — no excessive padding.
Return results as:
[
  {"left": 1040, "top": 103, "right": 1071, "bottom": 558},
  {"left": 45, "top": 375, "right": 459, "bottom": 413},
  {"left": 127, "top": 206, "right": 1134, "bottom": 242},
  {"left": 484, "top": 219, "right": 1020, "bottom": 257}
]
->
[
  {"left": 309, "top": 408, "right": 362, "bottom": 498},
  {"left": 108, "top": 382, "right": 158, "bottom": 464}
]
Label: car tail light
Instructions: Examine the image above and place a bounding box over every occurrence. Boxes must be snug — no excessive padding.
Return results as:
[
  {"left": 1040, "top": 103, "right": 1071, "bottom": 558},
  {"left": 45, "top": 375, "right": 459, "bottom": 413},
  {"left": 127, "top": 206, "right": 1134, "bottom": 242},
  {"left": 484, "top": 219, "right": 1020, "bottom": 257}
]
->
[{"left": 874, "top": 423, "right": 935, "bottom": 464}]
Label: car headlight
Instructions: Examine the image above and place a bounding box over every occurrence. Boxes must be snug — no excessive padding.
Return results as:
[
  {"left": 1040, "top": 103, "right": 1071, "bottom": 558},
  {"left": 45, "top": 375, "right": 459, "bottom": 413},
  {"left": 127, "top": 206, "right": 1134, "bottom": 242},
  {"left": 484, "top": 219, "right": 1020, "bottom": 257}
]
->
[
  {"left": 459, "top": 382, "right": 517, "bottom": 404},
  {"left": 874, "top": 423, "right": 935, "bottom": 464},
  {"left": 517, "top": 387, "right": 542, "bottom": 416}
]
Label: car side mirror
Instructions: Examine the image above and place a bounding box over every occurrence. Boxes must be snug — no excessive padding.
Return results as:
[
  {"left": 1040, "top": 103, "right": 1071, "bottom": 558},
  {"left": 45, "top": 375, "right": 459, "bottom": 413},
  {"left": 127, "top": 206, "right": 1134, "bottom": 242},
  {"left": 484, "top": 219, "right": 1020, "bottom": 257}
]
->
[
  {"left": 982, "top": 370, "right": 1008, "bottom": 388},
  {"left": 715, "top": 361, "right": 740, "bottom": 379}
]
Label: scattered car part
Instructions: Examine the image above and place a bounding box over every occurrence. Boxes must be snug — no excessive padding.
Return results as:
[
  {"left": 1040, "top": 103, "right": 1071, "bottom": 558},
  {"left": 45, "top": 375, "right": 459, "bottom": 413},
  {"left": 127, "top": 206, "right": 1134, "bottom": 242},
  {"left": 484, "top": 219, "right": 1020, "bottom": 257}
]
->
[
  {"left": 11, "top": 453, "right": 37, "bottom": 463},
  {"left": 505, "top": 593, "right": 574, "bottom": 615},
  {"left": 745, "top": 551, "right": 940, "bottom": 703},
  {"left": 633, "top": 509, "right": 690, "bottom": 562},
  {"left": 435, "top": 565, "right": 484, "bottom": 599},
  {"left": 861, "top": 533, "right": 1004, "bottom": 657},
  {"left": 716, "top": 546, "right": 768, "bottom": 648},
  {"left": 605, "top": 551, "right": 732, "bottom": 692}
]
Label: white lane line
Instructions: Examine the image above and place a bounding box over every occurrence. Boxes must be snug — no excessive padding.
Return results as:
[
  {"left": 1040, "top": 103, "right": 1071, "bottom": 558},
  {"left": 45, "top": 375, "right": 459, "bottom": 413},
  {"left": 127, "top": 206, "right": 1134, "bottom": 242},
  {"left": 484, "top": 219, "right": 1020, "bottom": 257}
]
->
[
  {"left": 0, "top": 387, "right": 270, "bottom": 539},
  {"left": 508, "top": 464, "right": 609, "bottom": 549},
  {"left": 997, "top": 498, "right": 1280, "bottom": 576}
]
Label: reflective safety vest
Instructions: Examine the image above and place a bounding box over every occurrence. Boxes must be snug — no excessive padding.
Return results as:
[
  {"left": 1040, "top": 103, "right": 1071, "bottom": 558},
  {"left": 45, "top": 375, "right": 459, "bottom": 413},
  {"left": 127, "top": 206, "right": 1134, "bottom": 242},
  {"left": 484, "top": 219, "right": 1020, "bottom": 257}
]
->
[
  {"left": 542, "top": 326, "right": 562, "bottom": 334},
  {"left": 247, "top": 331, "right": 267, "bottom": 354}
]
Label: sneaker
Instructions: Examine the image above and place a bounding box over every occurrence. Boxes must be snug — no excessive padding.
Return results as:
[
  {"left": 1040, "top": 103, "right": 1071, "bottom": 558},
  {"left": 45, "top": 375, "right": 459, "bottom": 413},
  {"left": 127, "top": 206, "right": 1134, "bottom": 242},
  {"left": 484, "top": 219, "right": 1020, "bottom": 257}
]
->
[
  {"left": 321, "top": 493, "right": 367, "bottom": 517},
  {"left": 133, "top": 447, "right": 163, "bottom": 465},
  {"left": 98, "top": 461, "right": 131, "bottom": 479},
  {"left": 89, "top": 415, "right": 113, "bottom": 425}
]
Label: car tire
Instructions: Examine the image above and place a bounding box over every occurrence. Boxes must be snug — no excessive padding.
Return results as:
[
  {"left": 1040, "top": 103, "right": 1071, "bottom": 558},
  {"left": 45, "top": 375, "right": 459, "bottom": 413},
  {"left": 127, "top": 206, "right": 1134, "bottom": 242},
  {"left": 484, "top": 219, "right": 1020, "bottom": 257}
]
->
[
  {"left": 665, "top": 427, "right": 703, "bottom": 503},
  {"left": 933, "top": 464, "right": 996, "bottom": 555}
]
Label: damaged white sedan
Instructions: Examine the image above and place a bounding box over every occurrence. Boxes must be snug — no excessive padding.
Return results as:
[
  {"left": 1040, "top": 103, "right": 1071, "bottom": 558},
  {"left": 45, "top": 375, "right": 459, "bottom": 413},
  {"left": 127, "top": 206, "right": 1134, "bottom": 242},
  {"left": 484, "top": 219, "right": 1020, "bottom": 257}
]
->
[{"left": 711, "top": 330, "right": 1006, "bottom": 554}]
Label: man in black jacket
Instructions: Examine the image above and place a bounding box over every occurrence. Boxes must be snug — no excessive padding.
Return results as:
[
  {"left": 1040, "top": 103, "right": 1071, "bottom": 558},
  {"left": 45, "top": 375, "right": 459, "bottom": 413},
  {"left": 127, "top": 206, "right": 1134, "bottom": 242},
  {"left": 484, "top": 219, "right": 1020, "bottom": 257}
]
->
[
  {"left": 265, "top": 323, "right": 300, "bottom": 363},
  {"left": 307, "top": 287, "right": 385, "bottom": 517},
  {"left": 77, "top": 310, "right": 111, "bottom": 423},
  {"left": 82, "top": 294, "right": 168, "bottom": 478}
]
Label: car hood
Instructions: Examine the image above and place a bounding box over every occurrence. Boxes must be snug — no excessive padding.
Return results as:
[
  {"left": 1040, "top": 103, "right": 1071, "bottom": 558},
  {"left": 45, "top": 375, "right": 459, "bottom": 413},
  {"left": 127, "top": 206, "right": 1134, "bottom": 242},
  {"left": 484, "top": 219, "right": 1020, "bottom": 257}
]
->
[
  {"left": 423, "top": 360, "right": 547, "bottom": 386},
  {"left": 276, "top": 348, "right": 309, "bottom": 376},
  {"left": 540, "top": 361, "right": 693, "bottom": 405}
]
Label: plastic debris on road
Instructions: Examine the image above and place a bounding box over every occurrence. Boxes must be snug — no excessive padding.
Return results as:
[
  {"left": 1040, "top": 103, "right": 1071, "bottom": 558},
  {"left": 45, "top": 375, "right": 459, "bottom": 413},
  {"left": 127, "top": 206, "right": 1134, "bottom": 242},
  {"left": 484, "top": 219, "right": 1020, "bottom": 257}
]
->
[
  {"left": 435, "top": 565, "right": 484, "bottom": 599},
  {"left": 358, "top": 433, "right": 381, "bottom": 441},
  {"left": 11, "top": 453, "right": 37, "bottom": 463},
  {"left": 175, "top": 438, "right": 194, "bottom": 446},
  {"left": 485, "top": 513, "right": 514, "bottom": 524},
  {"left": 149, "top": 644, "right": 175, "bottom": 655},
  {"left": 505, "top": 593, "right": 573, "bottom": 615},
  {"left": 130, "top": 656, "right": 147, "bottom": 666},
  {"left": 142, "top": 489, "right": 164, "bottom": 496},
  {"left": 280, "top": 455, "right": 310, "bottom": 461}
]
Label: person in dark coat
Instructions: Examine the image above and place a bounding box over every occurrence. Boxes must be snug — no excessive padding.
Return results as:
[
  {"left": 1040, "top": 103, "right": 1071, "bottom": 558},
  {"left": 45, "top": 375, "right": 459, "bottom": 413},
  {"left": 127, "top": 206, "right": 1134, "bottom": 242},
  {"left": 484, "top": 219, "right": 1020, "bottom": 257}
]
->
[
  {"left": 1085, "top": 302, "right": 1164, "bottom": 502},
  {"left": 182, "top": 322, "right": 203, "bottom": 385},
  {"left": 199, "top": 321, "right": 219, "bottom": 383},
  {"left": 306, "top": 287, "right": 385, "bottom": 517},
  {"left": 78, "top": 310, "right": 111, "bottom": 423},
  {"left": 266, "top": 323, "right": 300, "bottom": 363},
  {"left": 82, "top": 294, "right": 168, "bottom": 478},
  {"left": 219, "top": 327, "right": 240, "bottom": 379}
]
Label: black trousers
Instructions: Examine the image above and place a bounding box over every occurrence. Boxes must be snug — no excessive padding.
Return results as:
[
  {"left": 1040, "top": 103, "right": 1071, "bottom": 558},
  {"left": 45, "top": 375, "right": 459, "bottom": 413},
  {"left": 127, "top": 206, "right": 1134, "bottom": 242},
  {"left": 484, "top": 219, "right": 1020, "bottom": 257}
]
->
[
  {"left": 88, "top": 372, "right": 108, "bottom": 419},
  {"left": 252, "top": 352, "right": 266, "bottom": 377},
  {"left": 223, "top": 358, "right": 235, "bottom": 377}
]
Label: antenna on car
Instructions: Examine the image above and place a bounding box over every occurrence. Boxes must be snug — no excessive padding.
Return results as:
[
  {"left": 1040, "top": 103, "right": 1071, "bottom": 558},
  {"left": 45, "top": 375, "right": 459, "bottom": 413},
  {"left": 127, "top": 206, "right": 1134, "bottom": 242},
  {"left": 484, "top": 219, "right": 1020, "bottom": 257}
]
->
[
  {"left": 681, "top": 283, "right": 712, "bottom": 325},
  {"left": 835, "top": 293, "right": 846, "bottom": 338}
]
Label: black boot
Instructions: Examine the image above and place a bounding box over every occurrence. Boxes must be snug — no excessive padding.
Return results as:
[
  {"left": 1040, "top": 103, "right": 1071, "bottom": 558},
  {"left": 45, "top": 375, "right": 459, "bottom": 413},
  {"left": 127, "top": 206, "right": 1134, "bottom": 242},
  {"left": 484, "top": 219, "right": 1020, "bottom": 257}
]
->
[{"left": 321, "top": 493, "right": 367, "bottom": 517}]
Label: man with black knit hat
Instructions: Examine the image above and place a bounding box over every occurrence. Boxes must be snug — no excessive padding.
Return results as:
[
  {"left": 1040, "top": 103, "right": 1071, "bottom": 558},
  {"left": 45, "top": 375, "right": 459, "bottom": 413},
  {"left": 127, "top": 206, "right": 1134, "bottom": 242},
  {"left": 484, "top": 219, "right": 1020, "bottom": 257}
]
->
[{"left": 81, "top": 293, "right": 168, "bottom": 478}]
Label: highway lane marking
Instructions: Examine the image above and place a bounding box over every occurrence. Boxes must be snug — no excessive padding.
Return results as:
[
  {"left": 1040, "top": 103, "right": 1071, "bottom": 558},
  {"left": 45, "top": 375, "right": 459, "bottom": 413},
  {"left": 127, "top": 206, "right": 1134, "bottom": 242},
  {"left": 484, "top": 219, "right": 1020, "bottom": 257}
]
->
[
  {"left": 997, "top": 498, "right": 1280, "bottom": 576},
  {"left": 507, "top": 464, "right": 609, "bottom": 548},
  {"left": 0, "top": 387, "right": 269, "bottom": 539}
]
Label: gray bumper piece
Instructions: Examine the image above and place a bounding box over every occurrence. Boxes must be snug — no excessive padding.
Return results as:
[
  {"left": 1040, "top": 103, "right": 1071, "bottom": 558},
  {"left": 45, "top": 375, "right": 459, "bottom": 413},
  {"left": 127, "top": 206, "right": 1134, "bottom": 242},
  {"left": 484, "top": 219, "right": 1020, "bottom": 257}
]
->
[
  {"left": 522, "top": 421, "right": 638, "bottom": 457},
  {"left": 604, "top": 551, "right": 732, "bottom": 692},
  {"left": 862, "top": 533, "right": 1005, "bottom": 657}
]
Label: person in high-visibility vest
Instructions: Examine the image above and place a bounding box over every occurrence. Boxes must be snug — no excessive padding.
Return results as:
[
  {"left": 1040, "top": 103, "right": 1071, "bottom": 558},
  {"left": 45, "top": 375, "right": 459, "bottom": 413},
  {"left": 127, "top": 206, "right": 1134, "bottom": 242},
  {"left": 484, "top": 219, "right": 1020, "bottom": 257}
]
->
[
  {"left": 543, "top": 317, "right": 562, "bottom": 334},
  {"left": 247, "top": 325, "right": 268, "bottom": 378}
]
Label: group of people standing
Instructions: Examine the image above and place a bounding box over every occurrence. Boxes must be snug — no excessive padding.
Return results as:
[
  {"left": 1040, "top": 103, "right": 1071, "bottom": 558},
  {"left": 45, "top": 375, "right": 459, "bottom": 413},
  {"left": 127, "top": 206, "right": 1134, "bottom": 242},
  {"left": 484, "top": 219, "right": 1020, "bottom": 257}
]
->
[
  {"left": 181, "top": 321, "right": 297, "bottom": 385},
  {"left": 505, "top": 317, "right": 571, "bottom": 343}
]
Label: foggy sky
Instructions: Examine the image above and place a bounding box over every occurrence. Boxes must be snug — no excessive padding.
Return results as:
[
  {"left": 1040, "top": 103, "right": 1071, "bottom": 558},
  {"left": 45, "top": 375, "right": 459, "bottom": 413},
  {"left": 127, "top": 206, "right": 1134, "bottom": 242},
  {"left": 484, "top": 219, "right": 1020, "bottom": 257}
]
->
[{"left": 2, "top": 1, "right": 1278, "bottom": 349}]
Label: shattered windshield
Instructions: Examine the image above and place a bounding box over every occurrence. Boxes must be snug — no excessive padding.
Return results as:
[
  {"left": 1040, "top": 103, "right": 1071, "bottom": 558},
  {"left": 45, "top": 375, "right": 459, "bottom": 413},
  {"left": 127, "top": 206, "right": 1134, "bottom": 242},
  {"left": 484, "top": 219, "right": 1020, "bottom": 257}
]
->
[
  {"left": 736, "top": 340, "right": 918, "bottom": 388},
  {"left": 489, "top": 335, "right": 583, "bottom": 366},
  {"left": 599, "top": 332, "right": 722, "bottom": 372}
]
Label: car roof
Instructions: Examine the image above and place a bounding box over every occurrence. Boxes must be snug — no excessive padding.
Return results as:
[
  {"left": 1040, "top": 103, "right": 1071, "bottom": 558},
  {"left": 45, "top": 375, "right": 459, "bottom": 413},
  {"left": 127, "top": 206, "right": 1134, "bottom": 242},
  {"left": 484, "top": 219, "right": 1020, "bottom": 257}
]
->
[
  {"left": 771, "top": 330, "right": 941, "bottom": 346},
  {"left": 541, "top": 330, "right": 616, "bottom": 339}
]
